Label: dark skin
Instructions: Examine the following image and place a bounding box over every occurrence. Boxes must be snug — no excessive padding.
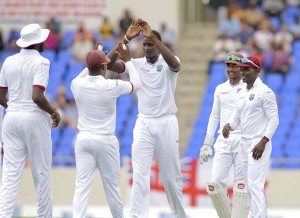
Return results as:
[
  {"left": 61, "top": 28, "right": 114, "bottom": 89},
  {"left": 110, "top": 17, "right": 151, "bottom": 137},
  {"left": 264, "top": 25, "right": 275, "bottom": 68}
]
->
[
  {"left": 92, "top": 41, "right": 132, "bottom": 76},
  {"left": 222, "top": 66, "right": 267, "bottom": 160},
  {"left": 107, "top": 18, "right": 180, "bottom": 73},
  {"left": 0, "top": 42, "right": 60, "bottom": 127},
  {"left": 107, "top": 20, "right": 141, "bottom": 73}
]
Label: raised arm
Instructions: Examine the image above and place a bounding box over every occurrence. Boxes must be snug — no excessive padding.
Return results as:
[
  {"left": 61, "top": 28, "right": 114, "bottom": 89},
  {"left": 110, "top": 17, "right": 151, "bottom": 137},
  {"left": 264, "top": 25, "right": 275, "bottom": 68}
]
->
[
  {"left": 138, "top": 19, "right": 180, "bottom": 72},
  {"left": 107, "top": 20, "right": 142, "bottom": 73},
  {"left": 115, "top": 41, "right": 141, "bottom": 92}
]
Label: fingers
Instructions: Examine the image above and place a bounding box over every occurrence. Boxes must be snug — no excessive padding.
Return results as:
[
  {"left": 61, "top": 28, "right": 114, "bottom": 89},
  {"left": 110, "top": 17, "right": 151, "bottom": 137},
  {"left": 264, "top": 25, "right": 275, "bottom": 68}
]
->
[
  {"left": 51, "top": 111, "right": 61, "bottom": 128},
  {"left": 252, "top": 151, "right": 262, "bottom": 160},
  {"left": 252, "top": 148, "right": 264, "bottom": 160},
  {"left": 95, "top": 42, "right": 103, "bottom": 50},
  {"left": 199, "top": 151, "right": 209, "bottom": 164},
  {"left": 222, "top": 129, "right": 229, "bottom": 138}
]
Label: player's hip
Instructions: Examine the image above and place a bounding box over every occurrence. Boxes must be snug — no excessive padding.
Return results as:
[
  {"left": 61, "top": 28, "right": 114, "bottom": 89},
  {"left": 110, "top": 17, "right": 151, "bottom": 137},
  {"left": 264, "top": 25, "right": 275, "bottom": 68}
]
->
[
  {"left": 214, "top": 134, "right": 241, "bottom": 152},
  {"left": 75, "top": 133, "right": 119, "bottom": 152},
  {"left": 3, "top": 111, "right": 51, "bottom": 133}
]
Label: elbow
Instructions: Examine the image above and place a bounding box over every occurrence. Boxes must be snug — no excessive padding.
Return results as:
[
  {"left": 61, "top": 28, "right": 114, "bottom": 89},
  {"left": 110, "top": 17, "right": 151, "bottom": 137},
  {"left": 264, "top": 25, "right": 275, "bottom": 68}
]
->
[
  {"left": 133, "top": 80, "right": 141, "bottom": 92},
  {"left": 32, "top": 95, "right": 42, "bottom": 105},
  {"left": 170, "top": 63, "right": 181, "bottom": 72}
]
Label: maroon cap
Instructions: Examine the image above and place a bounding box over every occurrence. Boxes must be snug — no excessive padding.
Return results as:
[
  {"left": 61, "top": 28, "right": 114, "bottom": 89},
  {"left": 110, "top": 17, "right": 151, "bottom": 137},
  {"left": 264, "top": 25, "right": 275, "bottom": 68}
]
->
[
  {"left": 86, "top": 50, "right": 111, "bottom": 68},
  {"left": 236, "top": 56, "right": 261, "bottom": 69},
  {"left": 224, "top": 53, "right": 244, "bottom": 64}
]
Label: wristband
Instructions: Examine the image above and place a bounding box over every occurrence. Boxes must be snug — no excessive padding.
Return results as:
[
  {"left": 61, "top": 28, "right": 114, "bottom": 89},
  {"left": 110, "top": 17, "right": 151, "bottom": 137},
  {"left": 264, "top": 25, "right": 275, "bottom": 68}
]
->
[
  {"left": 263, "top": 136, "right": 270, "bottom": 142},
  {"left": 124, "top": 35, "right": 130, "bottom": 43}
]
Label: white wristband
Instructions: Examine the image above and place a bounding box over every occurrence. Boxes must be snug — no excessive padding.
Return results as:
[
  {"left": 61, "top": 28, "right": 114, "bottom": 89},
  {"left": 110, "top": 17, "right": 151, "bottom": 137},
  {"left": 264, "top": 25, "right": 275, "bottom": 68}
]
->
[{"left": 124, "top": 35, "right": 130, "bottom": 43}]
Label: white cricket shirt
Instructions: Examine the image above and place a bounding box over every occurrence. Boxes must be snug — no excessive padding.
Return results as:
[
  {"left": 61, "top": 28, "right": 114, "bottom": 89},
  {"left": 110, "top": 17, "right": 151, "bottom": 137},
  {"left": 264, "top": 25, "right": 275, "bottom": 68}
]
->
[
  {"left": 206, "top": 80, "right": 245, "bottom": 137},
  {"left": 71, "top": 68, "right": 133, "bottom": 135},
  {"left": 129, "top": 55, "right": 179, "bottom": 118},
  {"left": 0, "top": 49, "right": 50, "bottom": 113},
  {"left": 230, "top": 78, "right": 279, "bottom": 139}
]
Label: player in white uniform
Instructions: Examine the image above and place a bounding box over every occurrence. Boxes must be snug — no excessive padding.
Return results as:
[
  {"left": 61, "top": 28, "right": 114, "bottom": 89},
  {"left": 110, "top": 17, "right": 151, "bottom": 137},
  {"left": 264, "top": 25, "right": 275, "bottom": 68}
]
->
[
  {"left": 223, "top": 56, "right": 279, "bottom": 218},
  {"left": 108, "top": 19, "right": 186, "bottom": 218},
  {"left": 71, "top": 43, "right": 141, "bottom": 218},
  {"left": 0, "top": 23, "right": 61, "bottom": 218},
  {"left": 199, "top": 53, "right": 249, "bottom": 218}
]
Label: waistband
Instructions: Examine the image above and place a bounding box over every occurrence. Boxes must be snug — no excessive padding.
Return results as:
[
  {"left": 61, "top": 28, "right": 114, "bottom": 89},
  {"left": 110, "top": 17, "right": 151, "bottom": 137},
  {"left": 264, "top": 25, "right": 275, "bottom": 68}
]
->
[{"left": 137, "top": 114, "right": 176, "bottom": 120}]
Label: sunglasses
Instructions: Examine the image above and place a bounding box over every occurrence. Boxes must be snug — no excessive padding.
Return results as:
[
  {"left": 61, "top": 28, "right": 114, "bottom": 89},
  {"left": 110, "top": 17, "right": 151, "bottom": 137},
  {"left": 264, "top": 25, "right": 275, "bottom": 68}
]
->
[
  {"left": 240, "top": 58, "right": 260, "bottom": 68},
  {"left": 226, "top": 55, "right": 241, "bottom": 61}
]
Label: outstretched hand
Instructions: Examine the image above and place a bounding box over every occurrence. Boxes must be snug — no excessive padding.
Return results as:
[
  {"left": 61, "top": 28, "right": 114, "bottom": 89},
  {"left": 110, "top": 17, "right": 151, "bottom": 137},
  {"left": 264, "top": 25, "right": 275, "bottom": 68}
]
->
[
  {"left": 115, "top": 41, "right": 131, "bottom": 62},
  {"left": 137, "top": 18, "right": 152, "bottom": 38},
  {"left": 126, "top": 19, "right": 142, "bottom": 41}
]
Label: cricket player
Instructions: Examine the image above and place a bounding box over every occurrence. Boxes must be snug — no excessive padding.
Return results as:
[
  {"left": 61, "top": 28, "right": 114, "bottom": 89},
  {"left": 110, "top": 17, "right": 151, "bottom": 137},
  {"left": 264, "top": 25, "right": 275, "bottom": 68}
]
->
[
  {"left": 108, "top": 19, "right": 186, "bottom": 218},
  {"left": 223, "top": 56, "right": 279, "bottom": 218},
  {"left": 71, "top": 42, "right": 141, "bottom": 218},
  {"left": 199, "top": 53, "right": 249, "bottom": 218},
  {"left": 0, "top": 23, "right": 61, "bottom": 217}
]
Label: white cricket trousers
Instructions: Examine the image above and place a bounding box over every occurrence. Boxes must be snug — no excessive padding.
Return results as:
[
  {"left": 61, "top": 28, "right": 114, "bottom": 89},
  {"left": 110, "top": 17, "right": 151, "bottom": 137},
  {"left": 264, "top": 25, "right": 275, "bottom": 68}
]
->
[
  {"left": 211, "top": 134, "right": 244, "bottom": 189},
  {"left": 0, "top": 111, "right": 52, "bottom": 218},
  {"left": 130, "top": 115, "right": 186, "bottom": 218},
  {"left": 240, "top": 137, "right": 271, "bottom": 218},
  {"left": 73, "top": 133, "right": 124, "bottom": 218}
]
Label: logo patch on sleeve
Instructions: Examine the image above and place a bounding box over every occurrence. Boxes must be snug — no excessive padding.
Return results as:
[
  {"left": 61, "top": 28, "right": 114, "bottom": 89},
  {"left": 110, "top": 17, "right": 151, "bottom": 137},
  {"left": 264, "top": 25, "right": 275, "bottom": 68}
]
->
[{"left": 156, "top": 65, "right": 163, "bottom": 72}]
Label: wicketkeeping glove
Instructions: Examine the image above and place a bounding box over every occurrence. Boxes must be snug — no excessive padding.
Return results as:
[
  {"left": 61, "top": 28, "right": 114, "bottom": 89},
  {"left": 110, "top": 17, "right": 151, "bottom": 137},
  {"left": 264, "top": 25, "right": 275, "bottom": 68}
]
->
[
  {"left": 199, "top": 135, "right": 214, "bottom": 164},
  {"left": 199, "top": 144, "right": 213, "bottom": 164}
]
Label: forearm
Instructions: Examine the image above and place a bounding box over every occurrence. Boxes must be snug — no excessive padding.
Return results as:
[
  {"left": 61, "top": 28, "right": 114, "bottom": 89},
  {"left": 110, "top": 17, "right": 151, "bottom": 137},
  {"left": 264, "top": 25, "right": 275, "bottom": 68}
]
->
[
  {"left": 0, "top": 97, "right": 8, "bottom": 108},
  {"left": 107, "top": 37, "right": 129, "bottom": 73},
  {"left": 264, "top": 116, "right": 279, "bottom": 140},
  {"left": 206, "top": 116, "right": 219, "bottom": 137},
  {"left": 150, "top": 35, "right": 180, "bottom": 72},
  {"left": 126, "top": 61, "right": 141, "bottom": 91},
  {"left": 33, "top": 95, "right": 55, "bottom": 115},
  {"left": 229, "top": 110, "right": 240, "bottom": 130}
]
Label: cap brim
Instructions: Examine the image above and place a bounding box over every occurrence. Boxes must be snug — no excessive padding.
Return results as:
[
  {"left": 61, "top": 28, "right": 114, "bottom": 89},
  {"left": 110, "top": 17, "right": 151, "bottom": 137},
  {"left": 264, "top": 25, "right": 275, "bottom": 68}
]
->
[
  {"left": 236, "top": 62, "right": 259, "bottom": 68},
  {"left": 16, "top": 29, "right": 50, "bottom": 48}
]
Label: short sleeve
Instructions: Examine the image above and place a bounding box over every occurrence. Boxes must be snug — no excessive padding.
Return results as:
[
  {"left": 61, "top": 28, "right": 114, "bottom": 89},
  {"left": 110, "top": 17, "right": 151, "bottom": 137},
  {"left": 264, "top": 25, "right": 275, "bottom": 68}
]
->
[
  {"left": 33, "top": 60, "right": 50, "bottom": 90},
  {"left": 113, "top": 79, "right": 133, "bottom": 96}
]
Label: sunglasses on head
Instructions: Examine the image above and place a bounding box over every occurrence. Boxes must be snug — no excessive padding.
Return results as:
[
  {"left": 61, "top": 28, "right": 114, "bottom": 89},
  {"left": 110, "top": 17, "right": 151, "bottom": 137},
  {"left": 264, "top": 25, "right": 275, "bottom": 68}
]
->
[
  {"left": 226, "top": 55, "right": 241, "bottom": 61},
  {"left": 240, "top": 58, "right": 260, "bottom": 68}
]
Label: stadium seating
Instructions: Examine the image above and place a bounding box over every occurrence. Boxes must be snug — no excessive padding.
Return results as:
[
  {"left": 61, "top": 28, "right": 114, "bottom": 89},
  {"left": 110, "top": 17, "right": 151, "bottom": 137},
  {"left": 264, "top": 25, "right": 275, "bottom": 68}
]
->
[{"left": 182, "top": 37, "right": 300, "bottom": 169}]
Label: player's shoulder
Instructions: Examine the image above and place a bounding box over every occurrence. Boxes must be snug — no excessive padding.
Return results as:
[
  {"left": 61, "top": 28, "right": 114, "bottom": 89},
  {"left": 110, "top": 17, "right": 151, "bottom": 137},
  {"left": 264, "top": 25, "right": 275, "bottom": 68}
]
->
[
  {"left": 2, "top": 53, "right": 19, "bottom": 65},
  {"left": 36, "top": 55, "right": 50, "bottom": 67},
  {"left": 262, "top": 83, "right": 275, "bottom": 95},
  {"left": 216, "top": 81, "right": 229, "bottom": 91}
]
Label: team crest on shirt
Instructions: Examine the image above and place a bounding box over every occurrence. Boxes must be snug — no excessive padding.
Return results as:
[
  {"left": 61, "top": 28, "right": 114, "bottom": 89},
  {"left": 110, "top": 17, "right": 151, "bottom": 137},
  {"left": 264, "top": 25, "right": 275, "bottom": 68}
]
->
[
  {"left": 249, "top": 94, "right": 255, "bottom": 101},
  {"left": 156, "top": 65, "right": 163, "bottom": 72},
  {"left": 237, "top": 88, "right": 242, "bottom": 93}
]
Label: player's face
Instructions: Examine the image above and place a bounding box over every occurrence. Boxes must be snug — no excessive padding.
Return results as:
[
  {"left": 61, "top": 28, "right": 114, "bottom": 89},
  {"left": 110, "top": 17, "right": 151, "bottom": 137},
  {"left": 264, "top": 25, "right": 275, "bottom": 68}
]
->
[
  {"left": 226, "top": 63, "right": 241, "bottom": 81},
  {"left": 240, "top": 67, "right": 259, "bottom": 84},
  {"left": 143, "top": 38, "right": 159, "bottom": 60}
]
